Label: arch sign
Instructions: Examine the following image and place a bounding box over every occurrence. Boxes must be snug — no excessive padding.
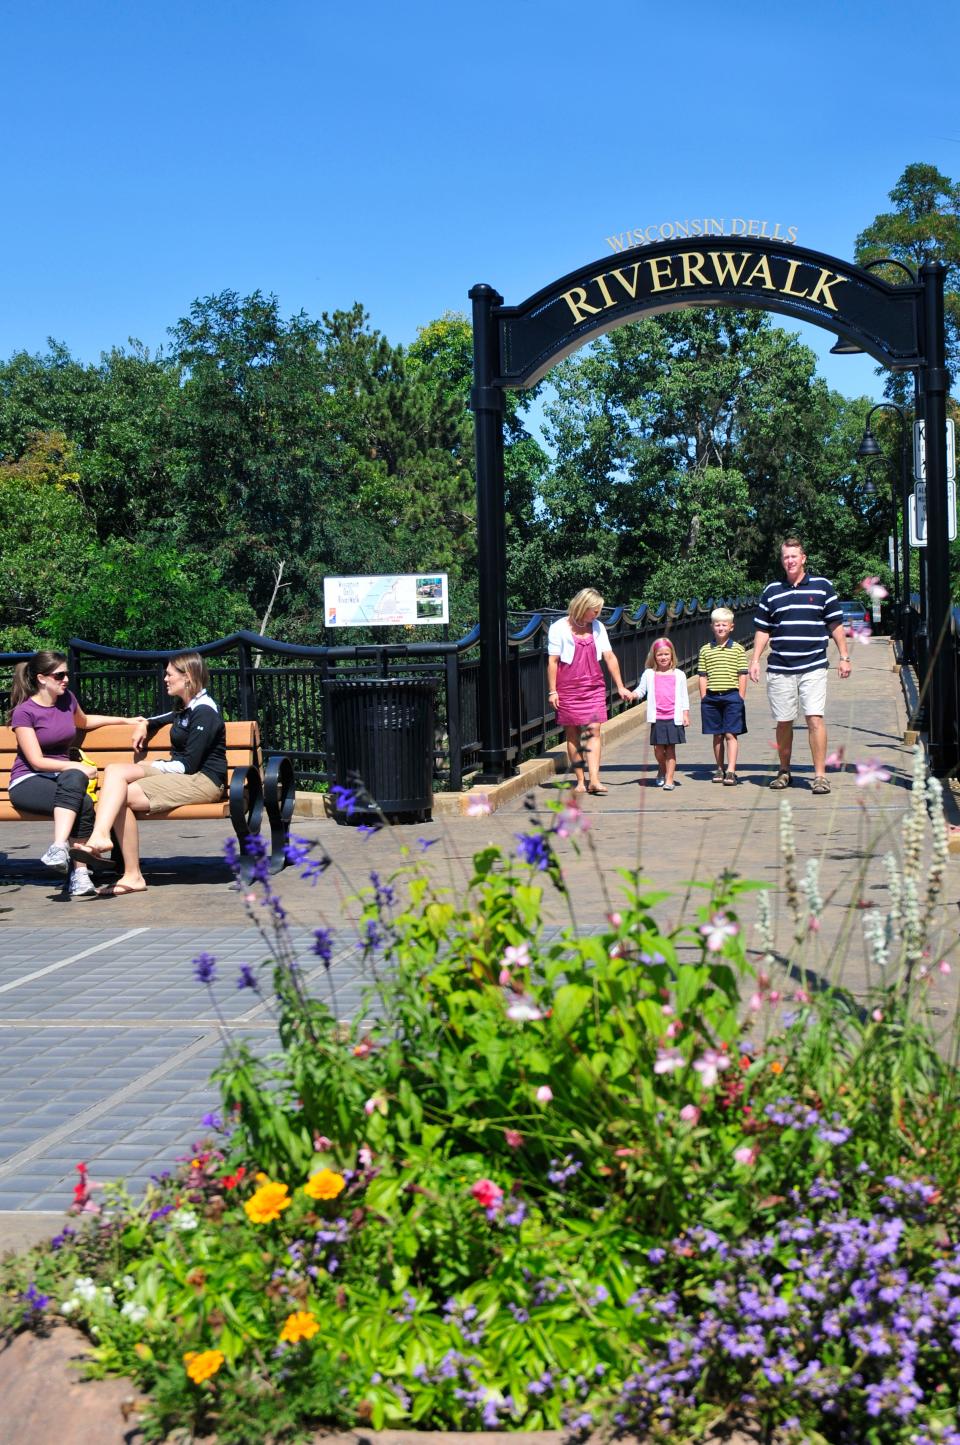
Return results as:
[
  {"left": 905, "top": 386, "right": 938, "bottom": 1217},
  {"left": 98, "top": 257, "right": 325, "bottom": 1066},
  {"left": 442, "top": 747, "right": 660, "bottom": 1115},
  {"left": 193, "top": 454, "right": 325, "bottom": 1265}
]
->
[{"left": 469, "top": 237, "right": 953, "bottom": 779}]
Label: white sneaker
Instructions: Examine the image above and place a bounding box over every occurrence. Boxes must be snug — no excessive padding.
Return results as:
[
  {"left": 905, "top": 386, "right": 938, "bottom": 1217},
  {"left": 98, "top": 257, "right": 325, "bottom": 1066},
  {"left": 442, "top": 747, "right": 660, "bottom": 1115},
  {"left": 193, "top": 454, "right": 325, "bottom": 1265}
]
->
[
  {"left": 656, "top": 775, "right": 666, "bottom": 787},
  {"left": 69, "top": 868, "right": 98, "bottom": 900},
  {"left": 41, "top": 843, "right": 70, "bottom": 874}
]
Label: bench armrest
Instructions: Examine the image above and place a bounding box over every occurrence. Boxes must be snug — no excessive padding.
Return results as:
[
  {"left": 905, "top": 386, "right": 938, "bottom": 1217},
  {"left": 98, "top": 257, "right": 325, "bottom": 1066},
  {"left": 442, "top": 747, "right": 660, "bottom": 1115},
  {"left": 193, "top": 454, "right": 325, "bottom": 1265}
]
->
[
  {"left": 264, "top": 754, "right": 295, "bottom": 874},
  {"left": 229, "top": 765, "right": 264, "bottom": 878}
]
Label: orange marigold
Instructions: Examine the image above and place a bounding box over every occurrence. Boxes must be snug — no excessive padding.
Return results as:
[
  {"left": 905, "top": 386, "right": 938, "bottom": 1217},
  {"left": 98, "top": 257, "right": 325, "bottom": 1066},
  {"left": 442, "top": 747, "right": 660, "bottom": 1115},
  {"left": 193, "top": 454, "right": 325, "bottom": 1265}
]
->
[
  {"left": 769, "top": 1060, "right": 784, "bottom": 1075},
  {"left": 279, "top": 1309, "right": 320, "bottom": 1344},
  {"left": 303, "top": 1168, "right": 346, "bottom": 1201},
  {"left": 243, "top": 1178, "right": 292, "bottom": 1223},
  {"left": 184, "top": 1348, "right": 225, "bottom": 1384}
]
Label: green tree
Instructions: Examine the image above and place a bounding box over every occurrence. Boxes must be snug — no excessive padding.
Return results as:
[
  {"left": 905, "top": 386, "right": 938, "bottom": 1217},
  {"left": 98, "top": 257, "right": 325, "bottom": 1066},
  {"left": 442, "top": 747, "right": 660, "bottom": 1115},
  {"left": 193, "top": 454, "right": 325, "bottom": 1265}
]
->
[
  {"left": 0, "top": 430, "right": 95, "bottom": 650},
  {"left": 855, "top": 162, "right": 960, "bottom": 402}
]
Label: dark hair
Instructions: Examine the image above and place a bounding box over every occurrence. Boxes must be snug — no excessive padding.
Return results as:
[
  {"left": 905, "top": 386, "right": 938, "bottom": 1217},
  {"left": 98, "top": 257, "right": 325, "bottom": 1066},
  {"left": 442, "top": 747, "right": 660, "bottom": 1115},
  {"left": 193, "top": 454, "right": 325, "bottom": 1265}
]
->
[{"left": 9, "top": 651, "right": 68, "bottom": 713}]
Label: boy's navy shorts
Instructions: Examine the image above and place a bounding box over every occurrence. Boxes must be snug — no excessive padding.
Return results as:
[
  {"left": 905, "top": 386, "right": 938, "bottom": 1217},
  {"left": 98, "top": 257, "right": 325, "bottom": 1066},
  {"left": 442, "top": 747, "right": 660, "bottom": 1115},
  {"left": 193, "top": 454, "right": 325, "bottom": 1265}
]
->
[{"left": 701, "top": 690, "right": 747, "bottom": 735}]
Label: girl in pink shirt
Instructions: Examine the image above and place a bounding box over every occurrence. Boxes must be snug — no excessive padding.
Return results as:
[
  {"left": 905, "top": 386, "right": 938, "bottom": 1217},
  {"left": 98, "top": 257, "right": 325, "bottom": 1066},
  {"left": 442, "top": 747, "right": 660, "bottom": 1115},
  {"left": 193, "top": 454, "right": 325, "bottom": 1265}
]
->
[{"left": 632, "top": 638, "right": 690, "bottom": 791}]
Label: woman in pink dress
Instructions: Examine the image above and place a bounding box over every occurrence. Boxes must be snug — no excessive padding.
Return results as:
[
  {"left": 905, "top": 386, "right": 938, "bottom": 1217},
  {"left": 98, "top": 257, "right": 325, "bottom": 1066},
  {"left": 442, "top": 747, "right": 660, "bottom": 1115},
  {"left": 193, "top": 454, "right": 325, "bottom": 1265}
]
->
[{"left": 546, "top": 589, "right": 634, "bottom": 794}]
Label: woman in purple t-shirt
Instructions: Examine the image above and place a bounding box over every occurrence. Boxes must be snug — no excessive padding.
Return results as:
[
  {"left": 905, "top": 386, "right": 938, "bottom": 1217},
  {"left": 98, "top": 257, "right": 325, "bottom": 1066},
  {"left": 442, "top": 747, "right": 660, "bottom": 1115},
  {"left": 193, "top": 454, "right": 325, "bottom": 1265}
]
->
[{"left": 9, "top": 651, "right": 147, "bottom": 898}]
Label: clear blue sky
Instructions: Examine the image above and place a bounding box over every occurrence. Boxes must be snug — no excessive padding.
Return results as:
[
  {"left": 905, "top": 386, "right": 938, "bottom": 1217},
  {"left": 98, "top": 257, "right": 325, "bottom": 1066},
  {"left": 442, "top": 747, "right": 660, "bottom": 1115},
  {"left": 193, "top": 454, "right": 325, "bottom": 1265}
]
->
[{"left": 2, "top": 0, "right": 957, "bottom": 402}]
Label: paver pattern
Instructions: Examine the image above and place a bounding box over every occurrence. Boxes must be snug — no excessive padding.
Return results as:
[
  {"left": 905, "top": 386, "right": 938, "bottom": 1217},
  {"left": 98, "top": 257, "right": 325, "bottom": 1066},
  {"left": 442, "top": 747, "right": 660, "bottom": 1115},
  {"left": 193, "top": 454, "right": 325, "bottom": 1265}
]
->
[{"left": 1, "top": 641, "right": 955, "bottom": 1234}]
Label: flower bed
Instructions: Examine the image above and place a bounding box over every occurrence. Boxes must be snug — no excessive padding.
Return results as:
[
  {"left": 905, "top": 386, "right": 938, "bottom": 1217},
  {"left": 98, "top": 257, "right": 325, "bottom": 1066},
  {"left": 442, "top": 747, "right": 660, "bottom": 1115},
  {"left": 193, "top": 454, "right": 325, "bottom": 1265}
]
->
[{"left": 3, "top": 752, "right": 960, "bottom": 1444}]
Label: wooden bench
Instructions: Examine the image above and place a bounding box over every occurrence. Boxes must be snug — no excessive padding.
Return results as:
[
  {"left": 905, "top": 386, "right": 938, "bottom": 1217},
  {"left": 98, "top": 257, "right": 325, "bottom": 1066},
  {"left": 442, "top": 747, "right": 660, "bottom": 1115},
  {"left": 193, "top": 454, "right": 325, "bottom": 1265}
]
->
[{"left": 0, "top": 721, "right": 295, "bottom": 875}]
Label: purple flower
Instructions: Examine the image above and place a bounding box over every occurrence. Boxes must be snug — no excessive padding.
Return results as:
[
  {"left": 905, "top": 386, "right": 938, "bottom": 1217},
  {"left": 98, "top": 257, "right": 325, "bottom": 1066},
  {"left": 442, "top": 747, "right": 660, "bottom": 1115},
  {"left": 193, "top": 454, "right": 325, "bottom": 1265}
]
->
[
  {"left": 357, "top": 823, "right": 381, "bottom": 838},
  {"left": 21, "top": 1283, "right": 49, "bottom": 1313},
  {"left": 331, "top": 784, "right": 359, "bottom": 816},
  {"left": 200, "top": 1111, "right": 223, "bottom": 1130},
  {"left": 312, "top": 928, "right": 334, "bottom": 966},
  {"left": 236, "top": 963, "right": 257, "bottom": 990},
  {"left": 192, "top": 952, "right": 217, "bottom": 984},
  {"left": 364, "top": 919, "right": 383, "bottom": 952},
  {"left": 515, "top": 832, "right": 551, "bottom": 871},
  {"left": 418, "top": 837, "right": 440, "bottom": 850},
  {"left": 283, "top": 834, "right": 314, "bottom": 866},
  {"left": 369, "top": 871, "right": 395, "bottom": 909}
]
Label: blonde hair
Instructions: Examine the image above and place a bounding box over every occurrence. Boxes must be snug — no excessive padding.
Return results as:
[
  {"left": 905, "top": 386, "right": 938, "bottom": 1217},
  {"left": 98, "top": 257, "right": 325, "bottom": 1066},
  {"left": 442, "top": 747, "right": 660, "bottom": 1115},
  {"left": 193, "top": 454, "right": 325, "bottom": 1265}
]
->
[
  {"left": 567, "top": 588, "right": 604, "bottom": 626},
  {"left": 710, "top": 607, "right": 734, "bottom": 623},
  {"left": 646, "top": 637, "right": 678, "bottom": 669},
  {"left": 167, "top": 651, "right": 209, "bottom": 708}
]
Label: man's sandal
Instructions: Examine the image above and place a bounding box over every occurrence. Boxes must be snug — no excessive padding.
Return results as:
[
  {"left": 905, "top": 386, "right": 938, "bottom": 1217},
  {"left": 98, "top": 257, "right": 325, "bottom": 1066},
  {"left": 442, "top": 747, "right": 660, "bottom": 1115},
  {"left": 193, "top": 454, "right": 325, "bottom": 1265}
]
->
[
  {"left": 723, "top": 772, "right": 740, "bottom": 786},
  {"left": 811, "top": 775, "right": 831, "bottom": 795},
  {"left": 769, "top": 770, "right": 791, "bottom": 790},
  {"left": 711, "top": 767, "right": 726, "bottom": 783}
]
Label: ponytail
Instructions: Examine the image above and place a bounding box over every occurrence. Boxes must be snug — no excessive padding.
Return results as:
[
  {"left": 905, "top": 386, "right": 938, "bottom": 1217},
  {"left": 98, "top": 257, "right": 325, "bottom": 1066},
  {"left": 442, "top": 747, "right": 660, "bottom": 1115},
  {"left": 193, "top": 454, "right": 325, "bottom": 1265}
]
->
[{"left": 8, "top": 650, "right": 68, "bottom": 716}]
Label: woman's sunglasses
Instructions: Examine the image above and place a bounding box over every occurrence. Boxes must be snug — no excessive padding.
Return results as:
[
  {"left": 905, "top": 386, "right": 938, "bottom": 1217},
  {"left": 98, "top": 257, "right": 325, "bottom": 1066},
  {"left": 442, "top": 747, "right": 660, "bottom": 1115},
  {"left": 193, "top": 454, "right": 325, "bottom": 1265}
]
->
[{"left": 47, "top": 671, "right": 69, "bottom": 681}]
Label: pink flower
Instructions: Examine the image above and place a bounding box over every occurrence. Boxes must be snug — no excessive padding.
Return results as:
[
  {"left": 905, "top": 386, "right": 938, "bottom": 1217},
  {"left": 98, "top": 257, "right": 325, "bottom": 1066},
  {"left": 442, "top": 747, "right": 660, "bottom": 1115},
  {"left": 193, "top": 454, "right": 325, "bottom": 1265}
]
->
[
  {"left": 504, "top": 1129, "right": 524, "bottom": 1149},
  {"left": 692, "top": 1049, "right": 731, "bottom": 1089},
  {"left": 555, "top": 800, "right": 590, "bottom": 838},
  {"left": 665, "top": 1020, "right": 681, "bottom": 1039},
  {"left": 679, "top": 1104, "right": 700, "bottom": 1125},
  {"left": 733, "top": 1144, "right": 758, "bottom": 1166},
  {"left": 861, "top": 576, "right": 888, "bottom": 601},
  {"left": 939, "top": 960, "right": 952, "bottom": 976},
  {"left": 699, "top": 912, "right": 740, "bottom": 953},
  {"left": 768, "top": 990, "right": 780, "bottom": 1003},
  {"left": 794, "top": 988, "right": 811, "bottom": 1004},
  {"left": 466, "top": 794, "right": 492, "bottom": 816},
  {"left": 503, "top": 943, "right": 530, "bottom": 969},
  {"left": 364, "top": 1092, "right": 388, "bottom": 1117},
  {"left": 852, "top": 623, "right": 873, "bottom": 645},
  {"left": 748, "top": 992, "right": 764, "bottom": 1013},
  {"left": 357, "top": 1145, "right": 373, "bottom": 1168},
  {"left": 855, "top": 759, "right": 891, "bottom": 788},
  {"left": 872, "top": 1008, "right": 884, "bottom": 1023},
  {"left": 535, "top": 1085, "right": 553, "bottom": 1104},
  {"left": 506, "top": 994, "right": 544, "bottom": 1022},
  {"left": 313, "top": 1134, "right": 333, "bottom": 1151},
  {"left": 499, "top": 967, "right": 512, "bottom": 986},
  {"left": 608, "top": 941, "right": 625, "bottom": 959},
  {"left": 606, "top": 912, "right": 622, "bottom": 929},
  {"left": 825, "top": 749, "right": 845, "bottom": 770},
  {"left": 471, "top": 1178, "right": 504, "bottom": 1210},
  {"left": 654, "top": 1047, "right": 685, "bottom": 1075}
]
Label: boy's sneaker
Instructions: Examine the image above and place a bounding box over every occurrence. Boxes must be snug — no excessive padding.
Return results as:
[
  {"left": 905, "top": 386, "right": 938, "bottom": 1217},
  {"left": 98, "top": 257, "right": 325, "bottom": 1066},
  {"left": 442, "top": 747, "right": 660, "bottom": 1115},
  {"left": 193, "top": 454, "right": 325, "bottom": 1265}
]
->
[
  {"left": 40, "top": 843, "right": 70, "bottom": 875},
  {"left": 69, "top": 869, "right": 98, "bottom": 901},
  {"left": 655, "top": 774, "right": 666, "bottom": 787}
]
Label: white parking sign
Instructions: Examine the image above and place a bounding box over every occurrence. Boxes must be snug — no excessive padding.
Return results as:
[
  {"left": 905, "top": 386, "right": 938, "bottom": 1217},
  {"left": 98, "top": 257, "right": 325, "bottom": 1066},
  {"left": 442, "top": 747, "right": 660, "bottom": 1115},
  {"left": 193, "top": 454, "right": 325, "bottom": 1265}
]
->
[{"left": 913, "top": 419, "right": 956, "bottom": 483}]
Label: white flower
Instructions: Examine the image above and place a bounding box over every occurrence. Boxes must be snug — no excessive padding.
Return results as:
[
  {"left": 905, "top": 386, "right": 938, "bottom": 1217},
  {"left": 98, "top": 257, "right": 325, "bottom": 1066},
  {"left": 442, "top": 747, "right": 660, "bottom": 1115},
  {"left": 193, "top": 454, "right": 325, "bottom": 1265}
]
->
[
  {"left": 503, "top": 943, "right": 531, "bottom": 969},
  {"left": 535, "top": 1085, "right": 553, "bottom": 1104},
  {"left": 699, "top": 912, "right": 740, "bottom": 953},
  {"left": 61, "top": 1299, "right": 79, "bottom": 1316},
  {"left": 466, "top": 794, "right": 492, "bottom": 816},
  {"left": 861, "top": 575, "right": 888, "bottom": 601},
  {"left": 506, "top": 994, "right": 544, "bottom": 1022},
  {"left": 692, "top": 1049, "right": 731, "bottom": 1089},
  {"left": 653, "top": 1047, "right": 685, "bottom": 1075},
  {"left": 855, "top": 759, "right": 891, "bottom": 788},
  {"left": 73, "top": 1276, "right": 98, "bottom": 1303},
  {"left": 169, "top": 1208, "right": 199, "bottom": 1233},
  {"left": 121, "top": 1301, "right": 148, "bottom": 1323},
  {"left": 733, "top": 1145, "right": 758, "bottom": 1166}
]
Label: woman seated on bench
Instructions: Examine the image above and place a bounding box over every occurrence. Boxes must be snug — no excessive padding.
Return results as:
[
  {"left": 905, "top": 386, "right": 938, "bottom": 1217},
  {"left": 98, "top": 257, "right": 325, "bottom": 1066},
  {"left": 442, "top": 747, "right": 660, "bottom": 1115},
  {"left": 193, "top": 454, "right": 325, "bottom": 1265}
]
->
[
  {"left": 9, "top": 651, "right": 147, "bottom": 900},
  {"left": 72, "top": 651, "right": 227, "bottom": 897}
]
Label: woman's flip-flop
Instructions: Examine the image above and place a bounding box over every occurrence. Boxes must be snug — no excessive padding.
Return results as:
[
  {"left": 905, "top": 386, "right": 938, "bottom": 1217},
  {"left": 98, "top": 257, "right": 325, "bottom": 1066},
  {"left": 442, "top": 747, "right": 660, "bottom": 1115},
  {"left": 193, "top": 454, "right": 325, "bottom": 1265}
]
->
[
  {"left": 69, "top": 842, "right": 114, "bottom": 864},
  {"left": 97, "top": 882, "right": 147, "bottom": 897},
  {"left": 587, "top": 784, "right": 609, "bottom": 795}
]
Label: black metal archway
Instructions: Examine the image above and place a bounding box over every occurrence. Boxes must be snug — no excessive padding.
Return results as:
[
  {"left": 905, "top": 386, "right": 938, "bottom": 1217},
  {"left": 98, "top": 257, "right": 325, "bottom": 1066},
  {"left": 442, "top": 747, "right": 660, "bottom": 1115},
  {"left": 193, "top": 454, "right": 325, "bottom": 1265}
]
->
[{"left": 470, "top": 236, "right": 953, "bottom": 779}]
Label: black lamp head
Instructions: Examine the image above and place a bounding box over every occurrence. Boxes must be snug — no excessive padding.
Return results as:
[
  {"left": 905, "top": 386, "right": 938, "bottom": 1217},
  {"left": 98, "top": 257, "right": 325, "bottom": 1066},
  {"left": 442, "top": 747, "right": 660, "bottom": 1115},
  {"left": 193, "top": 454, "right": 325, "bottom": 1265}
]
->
[{"left": 857, "top": 428, "right": 882, "bottom": 460}]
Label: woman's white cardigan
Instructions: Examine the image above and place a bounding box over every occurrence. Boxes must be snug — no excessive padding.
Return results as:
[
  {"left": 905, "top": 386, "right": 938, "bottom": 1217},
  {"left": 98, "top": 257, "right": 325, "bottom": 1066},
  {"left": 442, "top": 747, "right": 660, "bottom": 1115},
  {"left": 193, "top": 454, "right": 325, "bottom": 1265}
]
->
[
  {"left": 633, "top": 668, "right": 689, "bottom": 726},
  {"left": 547, "top": 616, "right": 611, "bottom": 664}
]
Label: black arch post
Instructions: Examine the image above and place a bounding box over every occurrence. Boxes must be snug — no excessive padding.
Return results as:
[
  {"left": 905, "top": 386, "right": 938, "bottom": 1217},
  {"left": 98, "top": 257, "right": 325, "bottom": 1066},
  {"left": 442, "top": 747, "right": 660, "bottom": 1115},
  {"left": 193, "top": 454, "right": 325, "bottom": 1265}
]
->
[
  {"left": 920, "top": 262, "right": 955, "bottom": 775},
  {"left": 469, "top": 283, "right": 513, "bottom": 783}
]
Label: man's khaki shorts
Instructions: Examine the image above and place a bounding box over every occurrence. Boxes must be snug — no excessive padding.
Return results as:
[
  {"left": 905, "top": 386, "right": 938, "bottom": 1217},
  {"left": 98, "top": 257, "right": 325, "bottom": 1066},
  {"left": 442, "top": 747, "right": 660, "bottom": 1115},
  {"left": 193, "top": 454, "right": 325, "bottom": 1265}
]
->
[
  {"left": 137, "top": 766, "right": 225, "bottom": 816},
  {"left": 766, "top": 669, "right": 827, "bottom": 723}
]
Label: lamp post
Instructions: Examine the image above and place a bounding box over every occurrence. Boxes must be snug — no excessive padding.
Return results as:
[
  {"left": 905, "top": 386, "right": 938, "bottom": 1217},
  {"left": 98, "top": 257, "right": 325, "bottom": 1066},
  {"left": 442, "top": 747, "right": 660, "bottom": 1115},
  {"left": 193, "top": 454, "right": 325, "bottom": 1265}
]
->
[{"left": 856, "top": 401, "right": 911, "bottom": 658}]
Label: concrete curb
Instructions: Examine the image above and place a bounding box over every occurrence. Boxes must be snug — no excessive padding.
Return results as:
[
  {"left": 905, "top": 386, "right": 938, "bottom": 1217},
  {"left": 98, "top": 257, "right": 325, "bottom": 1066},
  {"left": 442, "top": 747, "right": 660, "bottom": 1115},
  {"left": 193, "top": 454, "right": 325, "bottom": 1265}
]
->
[{"left": 292, "top": 704, "right": 650, "bottom": 822}]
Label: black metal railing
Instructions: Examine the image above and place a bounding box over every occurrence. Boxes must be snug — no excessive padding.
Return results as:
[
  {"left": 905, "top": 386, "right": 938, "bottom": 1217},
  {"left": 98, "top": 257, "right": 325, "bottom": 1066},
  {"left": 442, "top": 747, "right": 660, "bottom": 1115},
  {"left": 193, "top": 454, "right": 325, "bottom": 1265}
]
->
[{"left": 0, "top": 598, "right": 756, "bottom": 791}]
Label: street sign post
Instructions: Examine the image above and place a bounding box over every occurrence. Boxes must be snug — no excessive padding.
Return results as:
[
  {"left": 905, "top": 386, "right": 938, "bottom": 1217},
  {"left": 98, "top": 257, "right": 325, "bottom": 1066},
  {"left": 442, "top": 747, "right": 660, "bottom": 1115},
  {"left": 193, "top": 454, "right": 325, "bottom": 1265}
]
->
[
  {"left": 914, "top": 419, "right": 956, "bottom": 483},
  {"left": 909, "top": 480, "right": 957, "bottom": 546}
]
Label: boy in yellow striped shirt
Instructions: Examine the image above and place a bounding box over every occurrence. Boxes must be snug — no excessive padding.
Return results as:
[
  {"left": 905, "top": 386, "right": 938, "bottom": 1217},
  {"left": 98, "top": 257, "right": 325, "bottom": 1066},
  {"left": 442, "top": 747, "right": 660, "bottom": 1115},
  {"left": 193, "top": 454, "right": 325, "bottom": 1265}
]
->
[{"left": 697, "top": 607, "right": 748, "bottom": 785}]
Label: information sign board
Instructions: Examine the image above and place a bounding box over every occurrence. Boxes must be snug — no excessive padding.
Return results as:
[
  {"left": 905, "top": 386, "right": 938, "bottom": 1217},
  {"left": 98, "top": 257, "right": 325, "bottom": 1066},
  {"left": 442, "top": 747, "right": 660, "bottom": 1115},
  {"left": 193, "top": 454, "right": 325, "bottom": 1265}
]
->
[
  {"left": 909, "top": 482, "right": 957, "bottom": 547},
  {"left": 913, "top": 419, "right": 956, "bottom": 483},
  {"left": 323, "top": 573, "right": 449, "bottom": 627}
]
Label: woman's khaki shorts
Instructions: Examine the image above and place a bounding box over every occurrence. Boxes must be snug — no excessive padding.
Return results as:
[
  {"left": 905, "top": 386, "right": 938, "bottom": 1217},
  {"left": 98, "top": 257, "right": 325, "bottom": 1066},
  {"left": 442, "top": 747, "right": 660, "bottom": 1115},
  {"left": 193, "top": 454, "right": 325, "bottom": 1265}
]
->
[
  {"left": 137, "top": 767, "right": 226, "bottom": 816},
  {"left": 766, "top": 669, "right": 828, "bottom": 723}
]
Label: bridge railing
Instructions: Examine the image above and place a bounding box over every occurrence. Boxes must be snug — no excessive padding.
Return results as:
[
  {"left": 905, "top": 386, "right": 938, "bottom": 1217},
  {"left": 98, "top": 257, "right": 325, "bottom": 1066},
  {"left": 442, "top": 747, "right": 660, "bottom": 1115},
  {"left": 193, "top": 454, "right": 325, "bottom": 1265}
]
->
[{"left": 0, "top": 598, "right": 756, "bottom": 791}]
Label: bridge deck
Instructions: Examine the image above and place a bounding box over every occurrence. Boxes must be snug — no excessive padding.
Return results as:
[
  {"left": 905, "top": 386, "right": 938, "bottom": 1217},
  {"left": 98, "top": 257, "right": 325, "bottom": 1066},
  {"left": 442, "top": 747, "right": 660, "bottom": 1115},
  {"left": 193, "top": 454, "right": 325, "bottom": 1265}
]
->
[{"left": 2, "top": 638, "right": 956, "bottom": 1244}]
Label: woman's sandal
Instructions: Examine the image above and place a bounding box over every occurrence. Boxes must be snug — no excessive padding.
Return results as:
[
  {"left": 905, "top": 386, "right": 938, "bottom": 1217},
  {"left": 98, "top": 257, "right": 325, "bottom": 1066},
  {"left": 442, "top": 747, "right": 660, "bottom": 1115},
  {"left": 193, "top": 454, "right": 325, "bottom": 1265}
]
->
[
  {"left": 722, "top": 772, "right": 740, "bottom": 786},
  {"left": 811, "top": 775, "right": 831, "bottom": 795},
  {"left": 586, "top": 784, "right": 609, "bottom": 795},
  {"left": 769, "top": 770, "right": 791, "bottom": 790}
]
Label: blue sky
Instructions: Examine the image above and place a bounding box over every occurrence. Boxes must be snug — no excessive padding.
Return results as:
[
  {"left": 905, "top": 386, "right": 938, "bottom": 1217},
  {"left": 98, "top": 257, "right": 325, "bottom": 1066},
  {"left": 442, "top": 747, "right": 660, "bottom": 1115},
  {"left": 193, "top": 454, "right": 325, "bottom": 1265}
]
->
[{"left": 2, "top": 0, "right": 957, "bottom": 403}]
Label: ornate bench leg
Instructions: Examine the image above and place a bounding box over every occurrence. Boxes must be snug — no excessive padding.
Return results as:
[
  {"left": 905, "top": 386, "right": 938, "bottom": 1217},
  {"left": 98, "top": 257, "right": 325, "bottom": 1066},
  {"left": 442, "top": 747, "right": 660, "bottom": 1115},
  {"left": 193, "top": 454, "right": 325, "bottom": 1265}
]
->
[
  {"left": 229, "top": 766, "right": 264, "bottom": 883},
  {"left": 264, "top": 755, "right": 295, "bottom": 874}
]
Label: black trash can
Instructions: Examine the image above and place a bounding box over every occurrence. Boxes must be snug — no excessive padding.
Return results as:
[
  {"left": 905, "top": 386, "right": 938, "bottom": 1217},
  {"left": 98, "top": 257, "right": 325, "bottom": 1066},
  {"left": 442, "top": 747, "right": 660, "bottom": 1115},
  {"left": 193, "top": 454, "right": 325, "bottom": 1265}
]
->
[{"left": 326, "top": 677, "right": 437, "bottom": 822}]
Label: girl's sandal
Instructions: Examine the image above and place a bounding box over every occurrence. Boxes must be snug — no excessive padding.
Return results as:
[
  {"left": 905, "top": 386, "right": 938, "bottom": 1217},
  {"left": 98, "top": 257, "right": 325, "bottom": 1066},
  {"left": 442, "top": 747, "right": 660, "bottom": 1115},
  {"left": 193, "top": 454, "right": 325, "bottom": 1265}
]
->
[
  {"left": 769, "top": 770, "right": 791, "bottom": 790},
  {"left": 722, "top": 772, "right": 740, "bottom": 786}
]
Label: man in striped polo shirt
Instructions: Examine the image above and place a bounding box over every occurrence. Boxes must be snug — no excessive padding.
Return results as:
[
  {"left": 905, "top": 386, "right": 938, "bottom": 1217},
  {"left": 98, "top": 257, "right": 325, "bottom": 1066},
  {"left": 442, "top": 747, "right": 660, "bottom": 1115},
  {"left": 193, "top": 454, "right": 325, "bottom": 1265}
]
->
[{"left": 748, "top": 538, "right": 851, "bottom": 794}]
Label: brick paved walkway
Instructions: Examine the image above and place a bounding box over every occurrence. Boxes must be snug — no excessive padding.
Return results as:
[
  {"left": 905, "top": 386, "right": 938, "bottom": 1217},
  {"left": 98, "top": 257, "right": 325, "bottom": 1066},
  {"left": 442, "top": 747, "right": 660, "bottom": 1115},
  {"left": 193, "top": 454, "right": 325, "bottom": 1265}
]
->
[{"left": 2, "top": 640, "right": 956, "bottom": 1248}]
